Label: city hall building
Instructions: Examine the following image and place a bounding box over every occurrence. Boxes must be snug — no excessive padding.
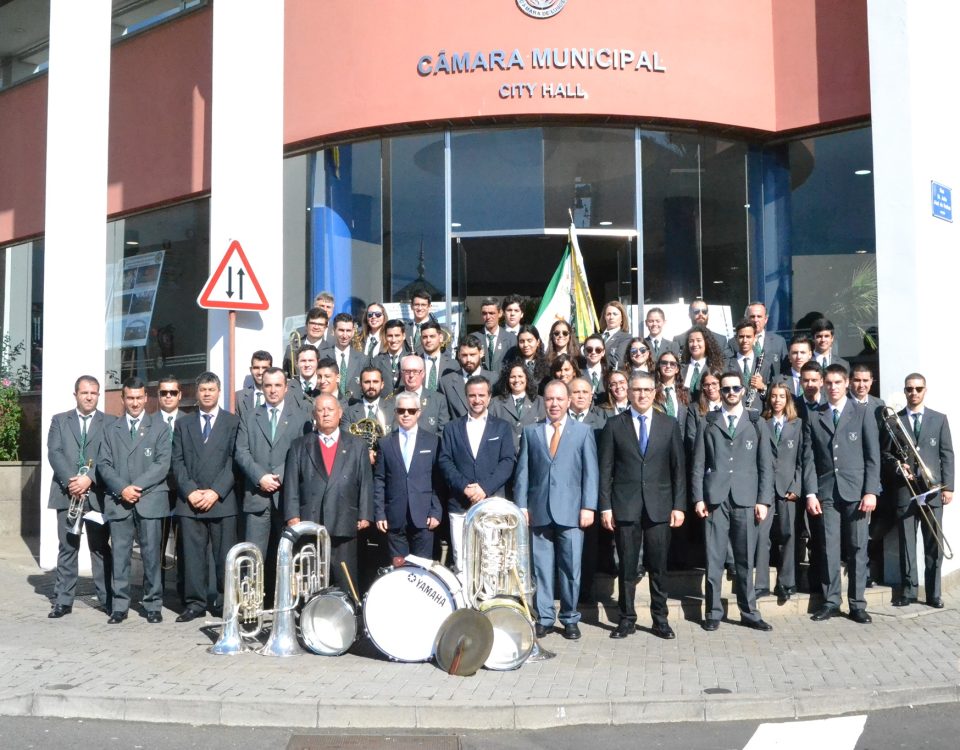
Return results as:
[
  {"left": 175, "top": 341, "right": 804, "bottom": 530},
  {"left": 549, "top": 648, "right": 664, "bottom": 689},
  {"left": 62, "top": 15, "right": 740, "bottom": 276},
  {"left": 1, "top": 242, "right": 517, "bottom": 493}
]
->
[{"left": 0, "top": 1, "right": 954, "bottom": 573}]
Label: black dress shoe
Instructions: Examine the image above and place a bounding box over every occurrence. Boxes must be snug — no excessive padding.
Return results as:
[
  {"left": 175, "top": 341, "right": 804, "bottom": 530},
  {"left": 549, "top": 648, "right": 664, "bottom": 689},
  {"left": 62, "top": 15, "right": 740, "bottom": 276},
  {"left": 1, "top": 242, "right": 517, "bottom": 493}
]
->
[
  {"left": 892, "top": 595, "right": 917, "bottom": 607},
  {"left": 534, "top": 624, "right": 550, "bottom": 639},
  {"left": 652, "top": 622, "right": 675, "bottom": 640},
  {"left": 48, "top": 604, "right": 72, "bottom": 619},
  {"left": 754, "top": 588, "right": 771, "bottom": 598},
  {"left": 811, "top": 605, "right": 839, "bottom": 621},
  {"left": 926, "top": 597, "right": 945, "bottom": 609},
  {"left": 609, "top": 620, "right": 636, "bottom": 639},
  {"left": 849, "top": 609, "right": 872, "bottom": 624},
  {"left": 741, "top": 618, "right": 773, "bottom": 632},
  {"left": 176, "top": 608, "right": 203, "bottom": 623},
  {"left": 146, "top": 611, "right": 163, "bottom": 624},
  {"left": 562, "top": 623, "right": 581, "bottom": 640},
  {"left": 702, "top": 618, "right": 720, "bottom": 632},
  {"left": 107, "top": 610, "right": 128, "bottom": 624}
]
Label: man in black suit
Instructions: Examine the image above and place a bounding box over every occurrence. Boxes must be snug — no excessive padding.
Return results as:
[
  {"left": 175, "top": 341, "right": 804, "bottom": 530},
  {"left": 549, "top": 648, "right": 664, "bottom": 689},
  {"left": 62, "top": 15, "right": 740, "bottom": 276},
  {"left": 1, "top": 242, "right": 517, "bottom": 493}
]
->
[
  {"left": 810, "top": 318, "right": 850, "bottom": 373},
  {"left": 235, "top": 350, "right": 272, "bottom": 418},
  {"left": 284, "top": 394, "right": 373, "bottom": 591},
  {"left": 886, "top": 373, "right": 954, "bottom": 608},
  {"left": 171, "top": 372, "right": 241, "bottom": 622},
  {"left": 98, "top": 377, "right": 171, "bottom": 624},
  {"left": 288, "top": 344, "right": 321, "bottom": 410},
  {"left": 803, "top": 364, "right": 881, "bottom": 624},
  {"left": 599, "top": 372, "right": 686, "bottom": 640},
  {"left": 234, "top": 367, "right": 312, "bottom": 563},
  {"left": 438, "top": 334, "right": 495, "bottom": 420},
  {"left": 372, "top": 319, "right": 407, "bottom": 392},
  {"left": 46, "top": 375, "right": 113, "bottom": 618},
  {"left": 692, "top": 371, "right": 775, "bottom": 632},
  {"left": 438, "top": 375, "right": 517, "bottom": 570},
  {"left": 479, "top": 297, "right": 517, "bottom": 374},
  {"left": 374, "top": 391, "right": 442, "bottom": 563}
]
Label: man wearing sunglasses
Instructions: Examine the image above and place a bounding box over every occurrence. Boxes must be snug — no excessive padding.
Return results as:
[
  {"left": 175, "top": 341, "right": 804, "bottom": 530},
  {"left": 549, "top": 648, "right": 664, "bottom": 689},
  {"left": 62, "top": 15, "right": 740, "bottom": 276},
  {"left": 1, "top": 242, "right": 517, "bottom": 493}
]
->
[
  {"left": 692, "top": 371, "right": 774, "bottom": 632},
  {"left": 673, "top": 298, "right": 728, "bottom": 357},
  {"left": 802, "top": 364, "right": 880, "bottom": 624},
  {"left": 886, "top": 374, "right": 954, "bottom": 609}
]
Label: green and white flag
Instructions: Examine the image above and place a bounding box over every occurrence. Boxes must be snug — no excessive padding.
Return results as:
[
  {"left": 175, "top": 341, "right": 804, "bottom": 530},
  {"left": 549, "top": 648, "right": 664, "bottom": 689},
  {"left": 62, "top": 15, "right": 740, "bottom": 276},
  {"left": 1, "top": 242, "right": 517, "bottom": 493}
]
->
[{"left": 532, "top": 219, "right": 600, "bottom": 341}]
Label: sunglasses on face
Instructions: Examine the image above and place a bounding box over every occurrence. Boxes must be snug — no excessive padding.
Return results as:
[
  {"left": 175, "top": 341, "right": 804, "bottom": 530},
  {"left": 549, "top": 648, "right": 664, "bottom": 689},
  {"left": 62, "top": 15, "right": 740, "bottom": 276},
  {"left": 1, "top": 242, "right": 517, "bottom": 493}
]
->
[
  {"left": 159, "top": 390, "right": 180, "bottom": 397},
  {"left": 584, "top": 346, "right": 604, "bottom": 354},
  {"left": 659, "top": 361, "right": 678, "bottom": 369},
  {"left": 367, "top": 311, "right": 384, "bottom": 318},
  {"left": 553, "top": 330, "right": 570, "bottom": 337},
  {"left": 630, "top": 347, "right": 648, "bottom": 355},
  {"left": 904, "top": 386, "right": 925, "bottom": 393},
  {"left": 394, "top": 407, "right": 420, "bottom": 415},
  {"left": 720, "top": 385, "right": 743, "bottom": 394}
]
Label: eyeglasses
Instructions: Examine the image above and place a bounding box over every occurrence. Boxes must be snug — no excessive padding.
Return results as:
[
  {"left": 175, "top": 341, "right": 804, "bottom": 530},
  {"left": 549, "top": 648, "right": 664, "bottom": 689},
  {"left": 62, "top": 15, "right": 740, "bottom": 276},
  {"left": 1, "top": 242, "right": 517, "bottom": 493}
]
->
[
  {"left": 630, "top": 387, "right": 654, "bottom": 394},
  {"left": 658, "top": 361, "right": 678, "bottom": 369},
  {"left": 394, "top": 407, "right": 420, "bottom": 415},
  {"left": 692, "top": 308, "right": 708, "bottom": 315},
  {"left": 720, "top": 385, "right": 743, "bottom": 394},
  {"left": 904, "top": 386, "right": 925, "bottom": 393},
  {"left": 629, "top": 347, "right": 648, "bottom": 355},
  {"left": 552, "top": 330, "right": 570, "bottom": 337},
  {"left": 367, "top": 311, "right": 384, "bottom": 318},
  {"left": 158, "top": 390, "right": 180, "bottom": 397},
  {"left": 584, "top": 346, "right": 604, "bottom": 354},
  {"left": 401, "top": 369, "right": 423, "bottom": 375}
]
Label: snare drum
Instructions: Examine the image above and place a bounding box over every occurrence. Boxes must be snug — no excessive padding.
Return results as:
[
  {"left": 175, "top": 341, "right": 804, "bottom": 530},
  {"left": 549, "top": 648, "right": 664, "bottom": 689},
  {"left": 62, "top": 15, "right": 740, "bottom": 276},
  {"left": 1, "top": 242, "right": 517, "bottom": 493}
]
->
[
  {"left": 363, "top": 563, "right": 465, "bottom": 662},
  {"left": 299, "top": 588, "right": 357, "bottom": 656},
  {"left": 477, "top": 597, "right": 535, "bottom": 671}
]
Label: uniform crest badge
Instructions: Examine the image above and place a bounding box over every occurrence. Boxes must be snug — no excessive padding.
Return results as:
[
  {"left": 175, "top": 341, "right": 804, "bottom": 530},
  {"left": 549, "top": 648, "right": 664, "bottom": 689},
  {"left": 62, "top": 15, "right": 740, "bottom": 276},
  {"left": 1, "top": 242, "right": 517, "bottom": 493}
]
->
[
  {"left": 848, "top": 432, "right": 859, "bottom": 442},
  {"left": 144, "top": 448, "right": 152, "bottom": 457},
  {"left": 786, "top": 439, "right": 795, "bottom": 449},
  {"left": 745, "top": 440, "right": 754, "bottom": 450},
  {"left": 429, "top": 417, "right": 436, "bottom": 425},
  {"left": 930, "top": 438, "right": 938, "bottom": 447}
]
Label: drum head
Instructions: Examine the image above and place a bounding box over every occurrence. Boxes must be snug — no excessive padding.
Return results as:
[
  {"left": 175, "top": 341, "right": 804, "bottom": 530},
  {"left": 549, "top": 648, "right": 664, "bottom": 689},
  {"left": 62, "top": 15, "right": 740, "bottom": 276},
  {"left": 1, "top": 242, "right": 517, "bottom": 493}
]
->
[
  {"left": 480, "top": 602, "right": 535, "bottom": 671},
  {"left": 363, "top": 566, "right": 458, "bottom": 662},
  {"left": 300, "top": 591, "right": 357, "bottom": 656}
]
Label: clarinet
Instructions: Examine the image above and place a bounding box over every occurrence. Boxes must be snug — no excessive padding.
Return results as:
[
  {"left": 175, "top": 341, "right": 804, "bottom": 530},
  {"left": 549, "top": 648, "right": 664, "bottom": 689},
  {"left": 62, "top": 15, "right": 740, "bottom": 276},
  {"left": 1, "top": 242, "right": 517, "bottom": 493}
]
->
[{"left": 744, "top": 350, "right": 765, "bottom": 408}]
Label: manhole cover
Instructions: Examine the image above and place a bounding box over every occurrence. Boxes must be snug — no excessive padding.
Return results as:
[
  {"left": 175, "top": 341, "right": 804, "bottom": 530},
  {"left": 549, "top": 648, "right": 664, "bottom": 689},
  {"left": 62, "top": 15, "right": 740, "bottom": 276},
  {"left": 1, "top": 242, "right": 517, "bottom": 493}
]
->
[
  {"left": 703, "top": 687, "right": 732, "bottom": 695},
  {"left": 288, "top": 736, "right": 459, "bottom": 750}
]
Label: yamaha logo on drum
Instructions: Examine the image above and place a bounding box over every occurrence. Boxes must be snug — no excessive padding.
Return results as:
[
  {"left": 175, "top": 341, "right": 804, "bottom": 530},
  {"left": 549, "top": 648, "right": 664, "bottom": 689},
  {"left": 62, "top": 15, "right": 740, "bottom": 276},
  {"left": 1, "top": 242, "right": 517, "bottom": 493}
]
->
[
  {"left": 517, "top": 0, "right": 568, "bottom": 19},
  {"left": 415, "top": 577, "right": 448, "bottom": 607}
]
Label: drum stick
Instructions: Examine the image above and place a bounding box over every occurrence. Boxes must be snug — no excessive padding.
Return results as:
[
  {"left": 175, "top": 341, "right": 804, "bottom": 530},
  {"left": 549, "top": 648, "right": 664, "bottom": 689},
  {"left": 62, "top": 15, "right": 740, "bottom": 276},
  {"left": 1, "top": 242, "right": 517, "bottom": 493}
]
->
[
  {"left": 340, "top": 561, "right": 361, "bottom": 607},
  {"left": 449, "top": 636, "right": 466, "bottom": 676},
  {"left": 510, "top": 566, "right": 533, "bottom": 621}
]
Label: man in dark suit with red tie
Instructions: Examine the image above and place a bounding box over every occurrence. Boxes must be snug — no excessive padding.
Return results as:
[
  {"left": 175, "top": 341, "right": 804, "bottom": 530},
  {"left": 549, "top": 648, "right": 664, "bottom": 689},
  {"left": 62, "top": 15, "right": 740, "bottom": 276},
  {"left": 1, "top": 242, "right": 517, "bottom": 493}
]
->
[
  {"left": 284, "top": 393, "right": 373, "bottom": 592},
  {"left": 599, "top": 371, "right": 686, "bottom": 640},
  {"left": 373, "top": 391, "right": 443, "bottom": 564}
]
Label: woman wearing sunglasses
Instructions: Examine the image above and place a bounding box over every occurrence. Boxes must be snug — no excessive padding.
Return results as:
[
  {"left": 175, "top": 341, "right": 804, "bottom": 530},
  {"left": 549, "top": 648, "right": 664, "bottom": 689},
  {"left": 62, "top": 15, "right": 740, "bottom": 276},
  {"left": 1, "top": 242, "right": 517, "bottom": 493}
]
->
[
  {"left": 654, "top": 351, "right": 690, "bottom": 434},
  {"left": 623, "top": 336, "right": 653, "bottom": 376},
  {"left": 358, "top": 302, "right": 387, "bottom": 357},
  {"left": 546, "top": 319, "right": 581, "bottom": 363},
  {"left": 581, "top": 334, "right": 610, "bottom": 406}
]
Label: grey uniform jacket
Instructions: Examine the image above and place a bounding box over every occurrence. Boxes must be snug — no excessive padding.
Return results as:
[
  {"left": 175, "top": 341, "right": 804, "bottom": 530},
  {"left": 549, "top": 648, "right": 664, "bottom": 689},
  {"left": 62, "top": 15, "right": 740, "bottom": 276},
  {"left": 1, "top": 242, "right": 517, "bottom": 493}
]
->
[
  {"left": 691, "top": 409, "right": 774, "bottom": 508},
  {"left": 882, "top": 407, "right": 954, "bottom": 508},
  {"left": 438, "top": 368, "right": 497, "bottom": 419},
  {"left": 801, "top": 400, "right": 881, "bottom": 502},
  {"left": 489, "top": 394, "right": 545, "bottom": 453},
  {"left": 767, "top": 417, "right": 803, "bottom": 498},
  {"left": 47, "top": 409, "right": 112, "bottom": 512},
  {"left": 98, "top": 412, "right": 173, "bottom": 520}
]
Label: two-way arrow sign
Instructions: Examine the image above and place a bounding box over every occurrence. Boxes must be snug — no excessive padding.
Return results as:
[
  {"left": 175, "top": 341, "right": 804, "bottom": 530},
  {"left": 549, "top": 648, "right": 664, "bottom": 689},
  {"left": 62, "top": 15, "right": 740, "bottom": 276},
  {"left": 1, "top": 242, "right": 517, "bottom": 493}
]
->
[{"left": 197, "top": 240, "right": 268, "bottom": 310}]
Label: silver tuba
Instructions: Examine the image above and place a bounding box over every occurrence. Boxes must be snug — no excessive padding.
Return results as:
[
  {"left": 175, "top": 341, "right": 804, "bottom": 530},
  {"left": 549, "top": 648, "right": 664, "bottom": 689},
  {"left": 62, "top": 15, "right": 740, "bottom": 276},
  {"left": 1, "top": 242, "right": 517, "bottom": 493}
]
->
[
  {"left": 210, "top": 542, "right": 265, "bottom": 655},
  {"left": 258, "top": 521, "right": 331, "bottom": 657}
]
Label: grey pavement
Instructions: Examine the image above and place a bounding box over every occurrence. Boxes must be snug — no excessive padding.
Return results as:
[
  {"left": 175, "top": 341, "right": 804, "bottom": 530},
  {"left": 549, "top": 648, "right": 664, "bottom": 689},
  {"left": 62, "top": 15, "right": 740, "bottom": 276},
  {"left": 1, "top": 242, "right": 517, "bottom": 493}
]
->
[{"left": 1, "top": 534, "right": 959, "bottom": 730}]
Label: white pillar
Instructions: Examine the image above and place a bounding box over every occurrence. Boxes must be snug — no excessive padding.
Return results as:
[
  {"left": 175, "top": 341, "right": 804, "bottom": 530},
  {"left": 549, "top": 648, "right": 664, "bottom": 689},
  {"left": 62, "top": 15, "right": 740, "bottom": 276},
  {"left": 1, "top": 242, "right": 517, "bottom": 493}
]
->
[
  {"left": 869, "top": 1, "right": 960, "bottom": 576},
  {"left": 39, "top": 0, "right": 113, "bottom": 569},
  {"left": 206, "top": 0, "right": 285, "bottom": 399}
]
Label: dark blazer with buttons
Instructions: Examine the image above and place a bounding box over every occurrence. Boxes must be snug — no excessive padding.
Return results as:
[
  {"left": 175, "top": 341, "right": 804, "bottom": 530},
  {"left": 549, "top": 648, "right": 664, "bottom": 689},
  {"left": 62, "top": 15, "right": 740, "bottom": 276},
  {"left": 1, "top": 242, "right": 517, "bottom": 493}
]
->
[
  {"left": 801, "top": 400, "right": 881, "bottom": 503},
  {"left": 725, "top": 331, "right": 788, "bottom": 373},
  {"left": 47, "top": 409, "right": 112, "bottom": 512},
  {"left": 383, "top": 390, "right": 449, "bottom": 435},
  {"left": 438, "top": 415, "right": 517, "bottom": 515},
  {"left": 598, "top": 409, "right": 686, "bottom": 524},
  {"left": 98, "top": 412, "right": 172, "bottom": 520},
  {"left": 601, "top": 330, "right": 632, "bottom": 370},
  {"left": 691, "top": 410, "right": 774, "bottom": 508},
  {"left": 326, "top": 347, "right": 370, "bottom": 402},
  {"left": 767, "top": 417, "right": 803, "bottom": 498},
  {"left": 480, "top": 328, "right": 517, "bottom": 374},
  {"left": 171, "top": 410, "right": 241, "bottom": 519},
  {"left": 234, "top": 401, "right": 313, "bottom": 514},
  {"left": 372, "top": 350, "right": 405, "bottom": 392},
  {"left": 438, "top": 368, "right": 497, "bottom": 420},
  {"left": 283, "top": 430, "right": 373, "bottom": 537},
  {"left": 373, "top": 428, "right": 442, "bottom": 529},
  {"left": 421, "top": 352, "right": 457, "bottom": 390},
  {"left": 489, "top": 394, "right": 545, "bottom": 453},
  {"left": 883, "top": 407, "right": 954, "bottom": 509}
]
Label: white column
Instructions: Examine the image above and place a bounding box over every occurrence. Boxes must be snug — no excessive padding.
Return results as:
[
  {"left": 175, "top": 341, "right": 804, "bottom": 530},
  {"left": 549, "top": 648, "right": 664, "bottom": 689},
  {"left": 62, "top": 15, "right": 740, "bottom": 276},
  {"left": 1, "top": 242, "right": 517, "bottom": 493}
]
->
[
  {"left": 39, "top": 0, "right": 113, "bottom": 569},
  {"left": 869, "top": 1, "right": 960, "bottom": 576},
  {"left": 206, "top": 0, "right": 285, "bottom": 399}
]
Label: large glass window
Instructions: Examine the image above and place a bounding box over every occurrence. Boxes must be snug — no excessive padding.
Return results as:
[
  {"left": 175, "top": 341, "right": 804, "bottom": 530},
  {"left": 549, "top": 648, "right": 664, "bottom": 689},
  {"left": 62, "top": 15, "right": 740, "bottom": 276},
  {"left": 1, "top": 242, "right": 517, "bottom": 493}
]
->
[
  {"left": 105, "top": 199, "right": 210, "bottom": 387},
  {"left": 0, "top": 238, "right": 43, "bottom": 390}
]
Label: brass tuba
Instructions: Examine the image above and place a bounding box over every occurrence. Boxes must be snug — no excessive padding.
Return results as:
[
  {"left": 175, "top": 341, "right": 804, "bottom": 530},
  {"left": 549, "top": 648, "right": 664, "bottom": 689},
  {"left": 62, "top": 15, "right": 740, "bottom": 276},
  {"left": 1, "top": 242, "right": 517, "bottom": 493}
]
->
[
  {"left": 210, "top": 542, "right": 265, "bottom": 655},
  {"left": 880, "top": 406, "right": 953, "bottom": 560},
  {"left": 258, "top": 521, "right": 331, "bottom": 656}
]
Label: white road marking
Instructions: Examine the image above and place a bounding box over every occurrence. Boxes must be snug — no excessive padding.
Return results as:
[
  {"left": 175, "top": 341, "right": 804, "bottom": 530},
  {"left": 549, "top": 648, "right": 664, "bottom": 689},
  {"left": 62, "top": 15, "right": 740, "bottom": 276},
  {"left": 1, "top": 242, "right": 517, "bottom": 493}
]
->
[{"left": 743, "top": 714, "right": 867, "bottom": 750}]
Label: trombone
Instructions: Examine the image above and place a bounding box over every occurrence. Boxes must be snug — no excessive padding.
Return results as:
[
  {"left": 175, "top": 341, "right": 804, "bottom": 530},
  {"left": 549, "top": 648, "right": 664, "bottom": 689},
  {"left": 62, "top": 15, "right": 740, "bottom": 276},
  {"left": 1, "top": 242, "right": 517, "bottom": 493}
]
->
[{"left": 880, "top": 406, "right": 953, "bottom": 560}]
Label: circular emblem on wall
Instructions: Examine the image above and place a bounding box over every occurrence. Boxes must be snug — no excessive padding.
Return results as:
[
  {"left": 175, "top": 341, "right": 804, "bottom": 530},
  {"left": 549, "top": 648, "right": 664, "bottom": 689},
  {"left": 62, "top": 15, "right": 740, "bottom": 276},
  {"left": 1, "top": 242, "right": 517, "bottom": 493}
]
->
[{"left": 517, "top": 0, "right": 568, "bottom": 19}]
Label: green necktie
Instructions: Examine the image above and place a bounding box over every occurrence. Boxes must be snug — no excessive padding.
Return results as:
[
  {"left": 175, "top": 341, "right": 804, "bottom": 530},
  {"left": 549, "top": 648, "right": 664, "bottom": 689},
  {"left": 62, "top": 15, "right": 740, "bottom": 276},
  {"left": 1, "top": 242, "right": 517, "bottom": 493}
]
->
[
  {"left": 690, "top": 362, "right": 702, "bottom": 393},
  {"left": 339, "top": 353, "right": 348, "bottom": 397},
  {"left": 129, "top": 418, "right": 139, "bottom": 438},
  {"left": 79, "top": 415, "right": 90, "bottom": 466},
  {"left": 515, "top": 397, "right": 524, "bottom": 417},
  {"left": 367, "top": 337, "right": 377, "bottom": 356},
  {"left": 255, "top": 391, "right": 263, "bottom": 408},
  {"left": 486, "top": 333, "right": 495, "bottom": 369},
  {"left": 727, "top": 414, "right": 736, "bottom": 437},
  {"left": 591, "top": 371, "right": 600, "bottom": 391},
  {"left": 912, "top": 413, "right": 921, "bottom": 441},
  {"left": 367, "top": 403, "right": 376, "bottom": 419},
  {"left": 270, "top": 407, "right": 278, "bottom": 441},
  {"left": 428, "top": 357, "right": 437, "bottom": 390},
  {"left": 166, "top": 415, "right": 175, "bottom": 442},
  {"left": 664, "top": 387, "right": 676, "bottom": 418},
  {"left": 833, "top": 408, "right": 840, "bottom": 428}
]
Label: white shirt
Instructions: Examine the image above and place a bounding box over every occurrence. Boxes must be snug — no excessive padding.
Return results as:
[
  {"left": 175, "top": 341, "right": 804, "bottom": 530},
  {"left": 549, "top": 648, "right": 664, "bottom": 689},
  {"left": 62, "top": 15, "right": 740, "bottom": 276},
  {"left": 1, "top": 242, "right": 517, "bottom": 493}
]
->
[
  {"left": 505, "top": 325, "right": 521, "bottom": 335},
  {"left": 252, "top": 389, "right": 264, "bottom": 407},
  {"left": 198, "top": 406, "right": 220, "bottom": 431},
  {"left": 160, "top": 409, "right": 179, "bottom": 423},
  {"left": 545, "top": 414, "right": 568, "bottom": 443},
  {"left": 708, "top": 400, "right": 722, "bottom": 411},
  {"left": 126, "top": 413, "right": 142, "bottom": 433},
  {"left": 318, "top": 427, "right": 340, "bottom": 447},
  {"left": 829, "top": 397, "right": 848, "bottom": 421},
  {"left": 334, "top": 346, "right": 351, "bottom": 367},
  {"left": 466, "top": 413, "right": 487, "bottom": 458},
  {"left": 736, "top": 352, "right": 754, "bottom": 373},
  {"left": 629, "top": 406, "right": 656, "bottom": 441},
  {"left": 365, "top": 335, "right": 381, "bottom": 357},
  {"left": 266, "top": 401, "right": 285, "bottom": 422},
  {"left": 721, "top": 403, "right": 745, "bottom": 432},
  {"left": 75, "top": 409, "right": 95, "bottom": 425},
  {"left": 663, "top": 385, "right": 679, "bottom": 415},
  {"left": 586, "top": 363, "right": 603, "bottom": 388},
  {"left": 683, "top": 357, "right": 707, "bottom": 388},
  {"left": 300, "top": 377, "right": 317, "bottom": 391}
]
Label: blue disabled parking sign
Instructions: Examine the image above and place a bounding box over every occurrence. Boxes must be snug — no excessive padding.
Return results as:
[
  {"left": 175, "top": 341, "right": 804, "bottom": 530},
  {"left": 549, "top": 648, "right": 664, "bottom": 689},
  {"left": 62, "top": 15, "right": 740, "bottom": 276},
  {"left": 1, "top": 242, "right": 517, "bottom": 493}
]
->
[{"left": 931, "top": 181, "right": 952, "bottom": 222}]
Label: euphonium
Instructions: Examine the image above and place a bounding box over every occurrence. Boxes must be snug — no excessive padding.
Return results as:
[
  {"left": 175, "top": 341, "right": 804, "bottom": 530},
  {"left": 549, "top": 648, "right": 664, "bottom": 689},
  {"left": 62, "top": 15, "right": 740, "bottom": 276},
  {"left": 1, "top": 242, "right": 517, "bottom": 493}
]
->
[
  {"left": 880, "top": 406, "right": 953, "bottom": 559},
  {"left": 258, "top": 521, "right": 331, "bottom": 657},
  {"left": 210, "top": 542, "right": 265, "bottom": 655},
  {"left": 348, "top": 417, "right": 386, "bottom": 452}
]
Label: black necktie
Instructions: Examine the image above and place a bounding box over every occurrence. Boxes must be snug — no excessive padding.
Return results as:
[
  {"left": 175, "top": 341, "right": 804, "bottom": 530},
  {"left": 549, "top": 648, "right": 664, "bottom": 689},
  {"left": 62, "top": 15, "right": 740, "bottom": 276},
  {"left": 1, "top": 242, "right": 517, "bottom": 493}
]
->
[{"left": 79, "top": 415, "right": 90, "bottom": 462}]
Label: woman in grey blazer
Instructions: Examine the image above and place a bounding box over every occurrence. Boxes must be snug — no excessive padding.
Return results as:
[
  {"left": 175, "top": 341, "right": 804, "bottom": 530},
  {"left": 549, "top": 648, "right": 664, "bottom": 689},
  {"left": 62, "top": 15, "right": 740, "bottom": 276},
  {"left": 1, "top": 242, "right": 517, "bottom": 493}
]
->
[
  {"left": 758, "top": 382, "right": 804, "bottom": 600},
  {"left": 490, "top": 362, "right": 545, "bottom": 454}
]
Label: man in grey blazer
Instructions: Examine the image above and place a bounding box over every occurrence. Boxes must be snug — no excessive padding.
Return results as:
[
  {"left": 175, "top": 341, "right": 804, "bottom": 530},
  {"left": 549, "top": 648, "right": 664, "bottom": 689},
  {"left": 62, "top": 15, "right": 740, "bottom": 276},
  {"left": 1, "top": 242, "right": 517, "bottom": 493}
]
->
[
  {"left": 171, "top": 372, "right": 241, "bottom": 622},
  {"left": 341, "top": 366, "right": 394, "bottom": 437},
  {"left": 478, "top": 296, "right": 517, "bottom": 375},
  {"left": 383, "top": 354, "right": 449, "bottom": 435},
  {"left": 726, "top": 303, "right": 788, "bottom": 373},
  {"left": 691, "top": 371, "right": 774, "bottom": 632},
  {"left": 514, "top": 380, "right": 598, "bottom": 640},
  {"left": 46, "top": 375, "right": 113, "bottom": 618},
  {"left": 438, "top": 334, "right": 496, "bottom": 420},
  {"left": 98, "top": 377, "right": 172, "bottom": 624},
  {"left": 803, "top": 364, "right": 881, "bottom": 624},
  {"left": 885, "top": 373, "right": 954, "bottom": 608},
  {"left": 234, "top": 367, "right": 312, "bottom": 564}
]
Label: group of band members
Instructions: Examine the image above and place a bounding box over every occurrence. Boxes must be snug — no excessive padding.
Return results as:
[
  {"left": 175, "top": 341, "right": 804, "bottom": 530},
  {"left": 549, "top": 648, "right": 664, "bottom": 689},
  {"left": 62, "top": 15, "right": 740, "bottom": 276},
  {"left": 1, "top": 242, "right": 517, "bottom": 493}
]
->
[{"left": 47, "top": 290, "right": 954, "bottom": 644}]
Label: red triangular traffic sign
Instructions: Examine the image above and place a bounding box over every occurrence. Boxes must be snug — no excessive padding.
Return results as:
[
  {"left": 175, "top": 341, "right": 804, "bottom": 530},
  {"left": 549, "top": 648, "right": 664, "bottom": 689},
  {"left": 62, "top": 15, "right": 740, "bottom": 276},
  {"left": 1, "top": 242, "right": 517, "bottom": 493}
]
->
[{"left": 197, "top": 240, "right": 269, "bottom": 310}]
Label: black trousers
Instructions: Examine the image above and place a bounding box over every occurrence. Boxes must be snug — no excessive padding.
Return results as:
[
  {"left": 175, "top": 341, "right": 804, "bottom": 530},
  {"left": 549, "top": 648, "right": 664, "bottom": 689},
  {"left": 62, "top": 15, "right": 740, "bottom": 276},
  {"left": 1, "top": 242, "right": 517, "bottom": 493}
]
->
[
  {"left": 54, "top": 508, "right": 112, "bottom": 609},
  {"left": 386, "top": 526, "right": 434, "bottom": 560},
  {"left": 898, "top": 501, "right": 944, "bottom": 600},
  {"left": 615, "top": 519, "right": 670, "bottom": 626},
  {"left": 179, "top": 515, "right": 237, "bottom": 613}
]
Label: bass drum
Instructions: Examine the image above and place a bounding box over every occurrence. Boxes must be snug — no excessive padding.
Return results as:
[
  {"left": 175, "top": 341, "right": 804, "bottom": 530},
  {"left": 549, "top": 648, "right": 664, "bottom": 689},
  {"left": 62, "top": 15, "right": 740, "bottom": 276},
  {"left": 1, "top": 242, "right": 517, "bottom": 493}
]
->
[
  {"left": 363, "top": 563, "right": 464, "bottom": 662},
  {"left": 299, "top": 588, "right": 357, "bottom": 656},
  {"left": 477, "top": 597, "right": 535, "bottom": 671}
]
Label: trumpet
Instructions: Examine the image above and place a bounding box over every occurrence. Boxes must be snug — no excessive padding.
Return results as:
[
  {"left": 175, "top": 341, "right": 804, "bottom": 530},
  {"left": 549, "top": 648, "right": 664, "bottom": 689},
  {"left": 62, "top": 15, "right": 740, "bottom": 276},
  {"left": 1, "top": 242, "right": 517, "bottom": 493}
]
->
[
  {"left": 287, "top": 330, "right": 302, "bottom": 380},
  {"left": 881, "top": 406, "right": 953, "bottom": 560},
  {"left": 66, "top": 460, "right": 94, "bottom": 537}
]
